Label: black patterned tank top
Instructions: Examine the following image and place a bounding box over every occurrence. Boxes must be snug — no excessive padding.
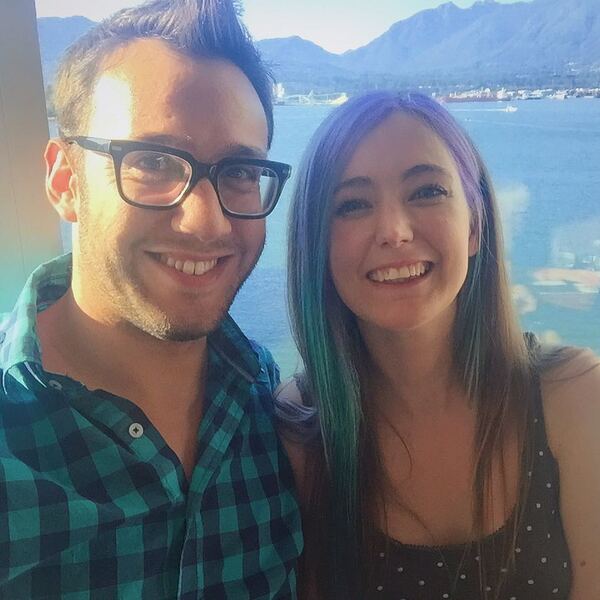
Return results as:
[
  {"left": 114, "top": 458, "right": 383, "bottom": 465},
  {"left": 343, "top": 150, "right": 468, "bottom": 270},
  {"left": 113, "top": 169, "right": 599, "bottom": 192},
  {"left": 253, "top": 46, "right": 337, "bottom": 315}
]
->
[{"left": 366, "top": 386, "right": 572, "bottom": 600}]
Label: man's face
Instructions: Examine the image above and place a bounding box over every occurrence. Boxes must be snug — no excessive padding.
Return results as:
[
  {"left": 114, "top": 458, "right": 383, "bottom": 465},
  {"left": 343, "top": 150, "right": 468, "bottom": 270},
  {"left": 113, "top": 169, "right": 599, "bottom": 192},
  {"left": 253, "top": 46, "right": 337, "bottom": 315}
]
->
[{"left": 69, "top": 39, "right": 269, "bottom": 341}]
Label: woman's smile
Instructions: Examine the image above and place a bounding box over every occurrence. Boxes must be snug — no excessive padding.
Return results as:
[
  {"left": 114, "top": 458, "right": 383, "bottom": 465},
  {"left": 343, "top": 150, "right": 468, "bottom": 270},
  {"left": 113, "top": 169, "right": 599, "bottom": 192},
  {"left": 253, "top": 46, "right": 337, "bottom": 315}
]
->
[
  {"left": 366, "top": 260, "right": 432, "bottom": 283},
  {"left": 329, "top": 112, "right": 476, "bottom": 334}
]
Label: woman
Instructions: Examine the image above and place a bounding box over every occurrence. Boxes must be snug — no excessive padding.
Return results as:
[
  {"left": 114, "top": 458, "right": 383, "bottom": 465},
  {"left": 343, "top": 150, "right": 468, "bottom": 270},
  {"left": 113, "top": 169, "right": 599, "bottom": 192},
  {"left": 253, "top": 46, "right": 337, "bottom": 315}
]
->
[{"left": 277, "top": 92, "right": 600, "bottom": 600}]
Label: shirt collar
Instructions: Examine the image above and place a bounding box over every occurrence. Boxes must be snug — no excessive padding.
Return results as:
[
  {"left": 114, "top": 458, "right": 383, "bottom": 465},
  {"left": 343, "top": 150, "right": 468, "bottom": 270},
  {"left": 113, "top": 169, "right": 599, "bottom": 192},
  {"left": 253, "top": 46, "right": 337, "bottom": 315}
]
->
[
  {"left": 0, "top": 253, "right": 72, "bottom": 376},
  {"left": 208, "top": 316, "right": 260, "bottom": 383},
  {"left": 0, "top": 253, "right": 260, "bottom": 387}
]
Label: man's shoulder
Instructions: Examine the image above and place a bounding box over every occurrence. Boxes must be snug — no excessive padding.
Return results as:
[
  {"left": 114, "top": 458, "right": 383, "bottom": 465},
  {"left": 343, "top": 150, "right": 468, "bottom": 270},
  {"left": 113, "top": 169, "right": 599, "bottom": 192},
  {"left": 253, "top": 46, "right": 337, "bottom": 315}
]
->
[
  {"left": 248, "top": 339, "right": 281, "bottom": 394},
  {"left": 211, "top": 315, "right": 281, "bottom": 392}
]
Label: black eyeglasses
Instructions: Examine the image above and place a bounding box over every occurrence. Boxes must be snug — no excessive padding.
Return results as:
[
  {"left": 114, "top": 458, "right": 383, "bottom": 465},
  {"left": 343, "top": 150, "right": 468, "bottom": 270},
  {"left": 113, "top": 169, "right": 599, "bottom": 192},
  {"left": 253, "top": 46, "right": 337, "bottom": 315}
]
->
[{"left": 64, "top": 136, "right": 292, "bottom": 219}]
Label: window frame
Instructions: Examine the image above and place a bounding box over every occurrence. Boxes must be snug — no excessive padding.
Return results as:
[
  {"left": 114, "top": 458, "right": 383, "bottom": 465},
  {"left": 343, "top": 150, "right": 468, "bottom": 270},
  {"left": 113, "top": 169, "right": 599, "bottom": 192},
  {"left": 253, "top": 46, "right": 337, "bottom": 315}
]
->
[{"left": 0, "top": 0, "right": 61, "bottom": 312}]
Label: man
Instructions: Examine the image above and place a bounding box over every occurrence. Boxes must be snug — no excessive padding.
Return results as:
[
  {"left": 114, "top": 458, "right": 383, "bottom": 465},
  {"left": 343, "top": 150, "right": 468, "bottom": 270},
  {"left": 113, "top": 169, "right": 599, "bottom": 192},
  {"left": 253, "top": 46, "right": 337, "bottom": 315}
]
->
[{"left": 0, "top": 0, "right": 301, "bottom": 597}]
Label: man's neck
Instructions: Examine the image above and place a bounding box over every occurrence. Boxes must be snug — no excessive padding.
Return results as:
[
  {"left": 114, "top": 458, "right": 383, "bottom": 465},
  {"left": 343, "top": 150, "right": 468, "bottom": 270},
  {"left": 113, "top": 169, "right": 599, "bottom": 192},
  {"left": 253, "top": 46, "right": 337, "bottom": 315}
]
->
[{"left": 37, "top": 288, "right": 207, "bottom": 422}]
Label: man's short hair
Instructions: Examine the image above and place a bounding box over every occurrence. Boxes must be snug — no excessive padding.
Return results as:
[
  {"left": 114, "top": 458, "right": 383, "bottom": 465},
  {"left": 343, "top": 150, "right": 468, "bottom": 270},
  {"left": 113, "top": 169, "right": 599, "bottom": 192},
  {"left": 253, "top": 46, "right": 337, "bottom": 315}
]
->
[{"left": 54, "top": 0, "right": 275, "bottom": 146}]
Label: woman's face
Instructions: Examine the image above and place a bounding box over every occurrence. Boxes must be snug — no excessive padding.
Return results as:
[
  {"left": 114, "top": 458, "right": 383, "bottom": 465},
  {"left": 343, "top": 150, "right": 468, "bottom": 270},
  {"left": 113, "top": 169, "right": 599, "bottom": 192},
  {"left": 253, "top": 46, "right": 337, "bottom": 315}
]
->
[{"left": 328, "top": 112, "right": 478, "bottom": 337}]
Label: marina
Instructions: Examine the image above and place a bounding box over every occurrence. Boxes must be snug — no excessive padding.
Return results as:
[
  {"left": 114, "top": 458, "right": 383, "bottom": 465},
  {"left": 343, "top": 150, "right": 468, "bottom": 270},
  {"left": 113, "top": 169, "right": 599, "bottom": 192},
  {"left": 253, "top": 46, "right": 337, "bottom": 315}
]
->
[{"left": 274, "top": 84, "right": 348, "bottom": 106}]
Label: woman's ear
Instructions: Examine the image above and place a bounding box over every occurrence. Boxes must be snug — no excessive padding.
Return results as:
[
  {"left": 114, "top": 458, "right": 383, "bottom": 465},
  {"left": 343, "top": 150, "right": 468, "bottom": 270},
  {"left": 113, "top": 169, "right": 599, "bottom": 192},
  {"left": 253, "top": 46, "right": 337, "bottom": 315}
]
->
[
  {"left": 44, "top": 139, "right": 80, "bottom": 223},
  {"left": 468, "top": 227, "right": 480, "bottom": 257}
]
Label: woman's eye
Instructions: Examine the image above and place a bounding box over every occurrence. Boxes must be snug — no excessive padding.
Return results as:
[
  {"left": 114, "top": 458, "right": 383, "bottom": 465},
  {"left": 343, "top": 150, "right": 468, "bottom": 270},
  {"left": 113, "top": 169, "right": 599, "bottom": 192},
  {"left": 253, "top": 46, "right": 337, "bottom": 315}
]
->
[
  {"left": 333, "top": 198, "right": 370, "bottom": 217},
  {"left": 410, "top": 184, "right": 449, "bottom": 201}
]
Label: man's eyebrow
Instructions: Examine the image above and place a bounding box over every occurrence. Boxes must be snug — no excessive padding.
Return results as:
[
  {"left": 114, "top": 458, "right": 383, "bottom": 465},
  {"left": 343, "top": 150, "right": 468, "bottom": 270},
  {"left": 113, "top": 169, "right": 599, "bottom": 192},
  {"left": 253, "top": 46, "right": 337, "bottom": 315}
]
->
[
  {"left": 220, "top": 144, "right": 267, "bottom": 159},
  {"left": 402, "top": 163, "right": 450, "bottom": 180},
  {"left": 134, "top": 133, "right": 192, "bottom": 147},
  {"left": 131, "top": 136, "right": 267, "bottom": 159},
  {"left": 333, "top": 176, "right": 372, "bottom": 194}
]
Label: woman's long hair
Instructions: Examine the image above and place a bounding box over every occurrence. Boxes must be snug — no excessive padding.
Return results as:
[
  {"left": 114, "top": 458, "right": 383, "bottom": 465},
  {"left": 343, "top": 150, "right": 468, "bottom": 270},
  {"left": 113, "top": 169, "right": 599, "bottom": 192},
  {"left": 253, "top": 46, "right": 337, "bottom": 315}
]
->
[{"left": 284, "top": 91, "right": 537, "bottom": 599}]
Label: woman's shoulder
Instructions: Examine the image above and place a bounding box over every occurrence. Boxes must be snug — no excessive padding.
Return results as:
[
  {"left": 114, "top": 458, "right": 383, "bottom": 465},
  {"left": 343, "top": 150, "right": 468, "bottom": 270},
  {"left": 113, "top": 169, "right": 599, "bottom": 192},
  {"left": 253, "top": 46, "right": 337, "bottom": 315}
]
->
[
  {"left": 539, "top": 346, "right": 600, "bottom": 458},
  {"left": 540, "top": 345, "right": 600, "bottom": 402},
  {"left": 274, "top": 377, "right": 304, "bottom": 405},
  {"left": 538, "top": 347, "right": 600, "bottom": 593},
  {"left": 540, "top": 345, "right": 600, "bottom": 380}
]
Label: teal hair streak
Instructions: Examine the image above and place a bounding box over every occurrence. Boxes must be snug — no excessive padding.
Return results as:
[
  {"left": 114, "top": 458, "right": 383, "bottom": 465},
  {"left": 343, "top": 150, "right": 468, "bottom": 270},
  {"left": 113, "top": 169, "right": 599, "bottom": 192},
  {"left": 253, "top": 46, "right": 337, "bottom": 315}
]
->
[
  {"left": 289, "top": 182, "right": 362, "bottom": 502},
  {"left": 300, "top": 257, "right": 362, "bottom": 526},
  {"left": 287, "top": 125, "right": 368, "bottom": 591}
]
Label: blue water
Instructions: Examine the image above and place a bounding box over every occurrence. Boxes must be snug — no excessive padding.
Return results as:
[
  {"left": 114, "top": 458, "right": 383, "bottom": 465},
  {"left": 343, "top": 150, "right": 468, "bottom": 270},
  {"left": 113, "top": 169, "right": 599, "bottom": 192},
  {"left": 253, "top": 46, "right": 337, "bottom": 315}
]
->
[
  {"left": 231, "top": 100, "right": 600, "bottom": 376},
  {"left": 50, "top": 99, "right": 600, "bottom": 376}
]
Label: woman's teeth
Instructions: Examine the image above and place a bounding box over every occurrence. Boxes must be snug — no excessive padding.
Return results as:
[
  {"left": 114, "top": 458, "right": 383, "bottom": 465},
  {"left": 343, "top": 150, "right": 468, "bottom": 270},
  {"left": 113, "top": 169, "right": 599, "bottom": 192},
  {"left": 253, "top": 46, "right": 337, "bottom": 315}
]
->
[
  {"left": 160, "top": 255, "right": 219, "bottom": 276},
  {"left": 368, "top": 261, "right": 430, "bottom": 283}
]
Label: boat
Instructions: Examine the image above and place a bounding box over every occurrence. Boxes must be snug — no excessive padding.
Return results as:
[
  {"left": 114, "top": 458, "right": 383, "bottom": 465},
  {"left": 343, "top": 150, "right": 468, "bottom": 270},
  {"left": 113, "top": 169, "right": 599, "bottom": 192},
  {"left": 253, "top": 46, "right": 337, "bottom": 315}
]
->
[
  {"left": 327, "top": 93, "right": 348, "bottom": 106},
  {"left": 279, "top": 91, "right": 349, "bottom": 106}
]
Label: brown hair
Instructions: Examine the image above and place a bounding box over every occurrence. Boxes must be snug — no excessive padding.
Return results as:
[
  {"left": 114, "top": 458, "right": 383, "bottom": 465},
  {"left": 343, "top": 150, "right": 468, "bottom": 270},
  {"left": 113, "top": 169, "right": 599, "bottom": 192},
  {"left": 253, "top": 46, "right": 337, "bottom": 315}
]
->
[{"left": 53, "top": 0, "right": 274, "bottom": 145}]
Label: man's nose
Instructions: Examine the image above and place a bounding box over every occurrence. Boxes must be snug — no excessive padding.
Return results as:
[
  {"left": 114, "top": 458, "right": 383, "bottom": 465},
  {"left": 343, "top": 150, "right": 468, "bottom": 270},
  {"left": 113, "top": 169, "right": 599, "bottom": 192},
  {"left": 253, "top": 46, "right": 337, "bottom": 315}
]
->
[
  {"left": 170, "top": 178, "right": 232, "bottom": 241},
  {"left": 374, "top": 202, "right": 414, "bottom": 248}
]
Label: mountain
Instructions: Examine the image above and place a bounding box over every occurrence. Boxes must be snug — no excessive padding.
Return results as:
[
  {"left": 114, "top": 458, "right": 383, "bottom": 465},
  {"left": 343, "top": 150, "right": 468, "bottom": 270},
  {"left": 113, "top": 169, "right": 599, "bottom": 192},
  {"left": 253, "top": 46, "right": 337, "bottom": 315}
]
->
[
  {"left": 338, "top": 1, "right": 492, "bottom": 75},
  {"left": 256, "top": 37, "right": 355, "bottom": 93},
  {"left": 256, "top": 0, "right": 600, "bottom": 88},
  {"left": 37, "top": 0, "right": 600, "bottom": 93},
  {"left": 257, "top": 36, "right": 339, "bottom": 67},
  {"left": 338, "top": 0, "right": 600, "bottom": 79}
]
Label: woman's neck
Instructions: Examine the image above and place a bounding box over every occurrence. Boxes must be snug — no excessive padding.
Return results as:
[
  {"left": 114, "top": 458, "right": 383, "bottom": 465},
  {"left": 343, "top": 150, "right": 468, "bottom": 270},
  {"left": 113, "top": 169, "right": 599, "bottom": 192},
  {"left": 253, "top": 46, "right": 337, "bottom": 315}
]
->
[{"left": 360, "top": 316, "right": 465, "bottom": 418}]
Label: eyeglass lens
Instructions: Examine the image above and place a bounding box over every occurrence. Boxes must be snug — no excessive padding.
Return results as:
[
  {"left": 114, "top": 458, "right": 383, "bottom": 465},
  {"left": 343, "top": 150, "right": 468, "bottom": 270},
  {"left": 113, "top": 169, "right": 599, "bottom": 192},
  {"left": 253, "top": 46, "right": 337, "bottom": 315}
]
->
[{"left": 119, "top": 150, "right": 280, "bottom": 214}]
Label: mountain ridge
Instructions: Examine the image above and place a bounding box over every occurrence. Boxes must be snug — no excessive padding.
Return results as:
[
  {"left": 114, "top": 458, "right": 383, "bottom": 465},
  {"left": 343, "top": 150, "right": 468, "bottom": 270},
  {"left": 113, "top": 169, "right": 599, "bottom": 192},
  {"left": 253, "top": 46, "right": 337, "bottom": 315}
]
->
[{"left": 38, "top": 0, "right": 600, "bottom": 94}]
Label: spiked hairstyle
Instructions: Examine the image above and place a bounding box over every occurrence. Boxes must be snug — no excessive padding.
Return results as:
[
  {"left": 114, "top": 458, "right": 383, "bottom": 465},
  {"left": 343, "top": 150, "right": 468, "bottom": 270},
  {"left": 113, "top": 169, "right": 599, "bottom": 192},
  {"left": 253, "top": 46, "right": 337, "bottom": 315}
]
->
[{"left": 53, "top": 0, "right": 274, "bottom": 145}]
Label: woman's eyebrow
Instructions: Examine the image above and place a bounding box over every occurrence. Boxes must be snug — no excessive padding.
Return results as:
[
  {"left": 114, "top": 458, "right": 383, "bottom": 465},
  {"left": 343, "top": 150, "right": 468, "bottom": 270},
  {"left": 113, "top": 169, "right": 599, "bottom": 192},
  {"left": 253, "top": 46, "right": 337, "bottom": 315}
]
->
[
  {"left": 335, "top": 164, "right": 450, "bottom": 194},
  {"left": 402, "top": 163, "right": 450, "bottom": 181},
  {"left": 333, "top": 176, "right": 372, "bottom": 194}
]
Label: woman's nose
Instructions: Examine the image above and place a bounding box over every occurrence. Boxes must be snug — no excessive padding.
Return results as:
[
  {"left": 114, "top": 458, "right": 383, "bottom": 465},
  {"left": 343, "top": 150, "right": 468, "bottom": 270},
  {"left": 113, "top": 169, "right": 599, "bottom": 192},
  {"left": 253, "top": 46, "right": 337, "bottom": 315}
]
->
[{"left": 374, "top": 203, "right": 414, "bottom": 248}]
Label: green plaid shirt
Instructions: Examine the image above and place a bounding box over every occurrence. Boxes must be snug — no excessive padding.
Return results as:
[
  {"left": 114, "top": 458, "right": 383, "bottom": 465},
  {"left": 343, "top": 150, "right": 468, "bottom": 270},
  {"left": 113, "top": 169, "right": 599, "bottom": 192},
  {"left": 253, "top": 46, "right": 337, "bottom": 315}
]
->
[{"left": 0, "top": 254, "right": 302, "bottom": 599}]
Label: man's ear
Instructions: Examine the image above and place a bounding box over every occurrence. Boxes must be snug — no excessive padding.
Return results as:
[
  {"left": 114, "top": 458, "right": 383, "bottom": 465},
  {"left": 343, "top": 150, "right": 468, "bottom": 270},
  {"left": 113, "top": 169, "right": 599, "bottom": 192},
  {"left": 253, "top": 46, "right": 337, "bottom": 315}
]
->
[{"left": 44, "top": 139, "right": 80, "bottom": 223}]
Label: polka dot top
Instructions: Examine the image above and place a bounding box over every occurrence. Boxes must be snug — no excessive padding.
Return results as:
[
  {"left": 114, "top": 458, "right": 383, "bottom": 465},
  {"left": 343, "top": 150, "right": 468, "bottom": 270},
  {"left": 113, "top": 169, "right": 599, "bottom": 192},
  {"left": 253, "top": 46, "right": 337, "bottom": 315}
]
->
[{"left": 367, "top": 386, "right": 572, "bottom": 600}]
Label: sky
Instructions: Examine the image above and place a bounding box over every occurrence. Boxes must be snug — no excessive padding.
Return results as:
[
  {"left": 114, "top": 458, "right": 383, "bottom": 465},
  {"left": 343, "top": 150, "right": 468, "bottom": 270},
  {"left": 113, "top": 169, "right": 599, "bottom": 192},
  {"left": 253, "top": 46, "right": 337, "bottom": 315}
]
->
[{"left": 35, "top": 0, "right": 528, "bottom": 53}]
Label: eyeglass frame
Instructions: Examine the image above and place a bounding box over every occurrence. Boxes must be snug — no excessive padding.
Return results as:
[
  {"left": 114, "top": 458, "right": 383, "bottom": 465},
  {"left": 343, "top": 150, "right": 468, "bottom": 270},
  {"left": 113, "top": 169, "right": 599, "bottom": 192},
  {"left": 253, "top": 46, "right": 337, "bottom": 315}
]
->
[{"left": 63, "top": 136, "right": 292, "bottom": 219}]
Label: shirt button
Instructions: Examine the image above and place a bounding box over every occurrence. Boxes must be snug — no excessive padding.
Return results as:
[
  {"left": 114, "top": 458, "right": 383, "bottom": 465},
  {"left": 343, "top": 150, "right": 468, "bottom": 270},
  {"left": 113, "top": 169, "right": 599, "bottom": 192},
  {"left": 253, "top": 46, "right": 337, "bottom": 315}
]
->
[
  {"left": 128, "top": 422, "right": 144, "bottom": 438},
  {"left": 47, "top": 379, "right": 63, "bottom": 391}
]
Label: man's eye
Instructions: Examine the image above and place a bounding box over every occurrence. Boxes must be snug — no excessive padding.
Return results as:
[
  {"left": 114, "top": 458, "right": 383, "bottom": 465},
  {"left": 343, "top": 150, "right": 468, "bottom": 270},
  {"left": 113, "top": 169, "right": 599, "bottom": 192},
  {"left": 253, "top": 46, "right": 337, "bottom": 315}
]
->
[
  {"left": 333, "top": 198, "right": 370, "bottom": 217},
  {"left": 125, "top": 152, "right": 182, "bottom": 174},
  {"left": 222, "top": 165, "right": 260, "bottom": 181},
  {"left": 410, "top": 184, "right": 449, "bottom": 201},
  {"left": 136, "top": 154, "right": 174, "bottom": 171}
]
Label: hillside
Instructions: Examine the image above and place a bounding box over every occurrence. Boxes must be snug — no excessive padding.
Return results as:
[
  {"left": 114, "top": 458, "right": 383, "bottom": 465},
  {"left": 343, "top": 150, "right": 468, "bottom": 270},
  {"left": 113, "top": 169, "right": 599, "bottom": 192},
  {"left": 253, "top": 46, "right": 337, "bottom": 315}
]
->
[{"left": 38, "top": 0, "right": 600, "bottom": 92}]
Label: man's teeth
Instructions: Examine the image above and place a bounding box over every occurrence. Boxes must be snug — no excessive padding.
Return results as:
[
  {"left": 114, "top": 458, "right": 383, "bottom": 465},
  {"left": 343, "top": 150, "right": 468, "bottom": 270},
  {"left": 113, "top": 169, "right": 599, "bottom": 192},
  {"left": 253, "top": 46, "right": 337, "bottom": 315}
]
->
[
  {"left": 369, "top": 262, "right": 429, "bottom": 283},
  {"left": 161, "top": 255, "right": 219, "bottom": 276}
]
